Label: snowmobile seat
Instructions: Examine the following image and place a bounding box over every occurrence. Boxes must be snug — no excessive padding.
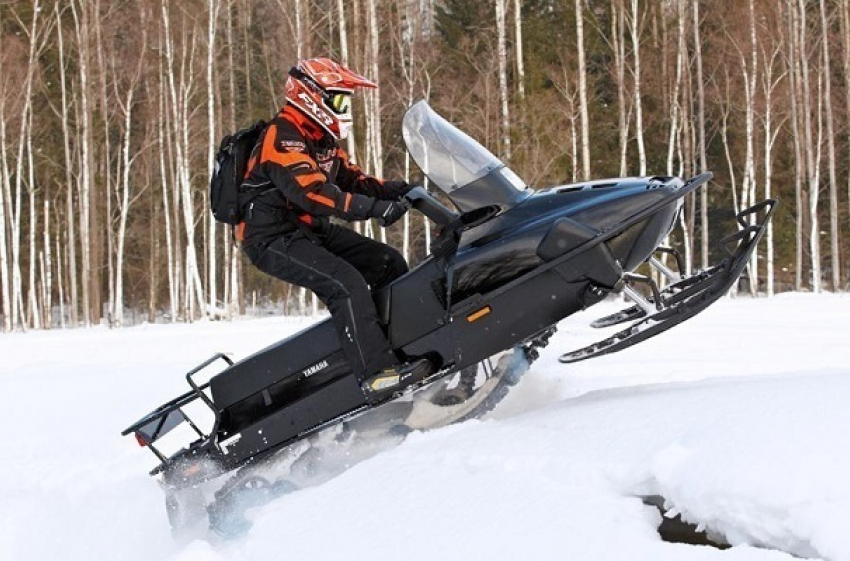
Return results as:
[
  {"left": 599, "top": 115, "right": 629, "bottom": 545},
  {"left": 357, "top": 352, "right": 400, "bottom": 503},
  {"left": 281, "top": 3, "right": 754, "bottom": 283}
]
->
[{"left": 209, "top": 320, "right": 344, "bottom": 412}]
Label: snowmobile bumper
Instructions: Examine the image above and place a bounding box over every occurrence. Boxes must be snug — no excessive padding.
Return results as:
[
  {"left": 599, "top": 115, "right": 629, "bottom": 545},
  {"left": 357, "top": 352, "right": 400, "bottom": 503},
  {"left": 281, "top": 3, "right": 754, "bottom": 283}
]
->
[
  {"left": 121, "top": 353, "right": 232, "bottom": 479},
  {"left": 559, "top": 198, "right": 778, "bottom": 363}
]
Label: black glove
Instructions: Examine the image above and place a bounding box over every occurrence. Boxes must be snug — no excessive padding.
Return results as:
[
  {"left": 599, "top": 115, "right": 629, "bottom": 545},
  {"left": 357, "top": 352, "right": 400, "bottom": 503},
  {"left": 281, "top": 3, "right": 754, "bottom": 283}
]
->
[
  {"left": 370, "top": 199, "right": 410, "bottom": 227},
  {"left": 381, "top": 181, "right": 414, "bottom": 200}
]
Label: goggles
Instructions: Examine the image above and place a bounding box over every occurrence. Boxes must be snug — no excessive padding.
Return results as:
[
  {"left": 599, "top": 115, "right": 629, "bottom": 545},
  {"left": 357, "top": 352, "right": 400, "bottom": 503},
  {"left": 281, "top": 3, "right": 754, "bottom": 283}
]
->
[{"left": 327, "top": 92, "right": 351, "bottom": 114}]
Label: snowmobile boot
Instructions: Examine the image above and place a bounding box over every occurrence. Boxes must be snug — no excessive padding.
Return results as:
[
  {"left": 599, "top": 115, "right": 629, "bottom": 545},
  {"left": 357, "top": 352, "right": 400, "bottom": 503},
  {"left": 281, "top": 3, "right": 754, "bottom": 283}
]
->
[{"left": 361, "top": 358, "right": 434, "bottom": 404}]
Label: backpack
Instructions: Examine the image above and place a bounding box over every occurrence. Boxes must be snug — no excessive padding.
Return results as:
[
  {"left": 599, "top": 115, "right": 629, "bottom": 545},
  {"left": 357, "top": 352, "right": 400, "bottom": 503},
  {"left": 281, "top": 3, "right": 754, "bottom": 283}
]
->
[{"left": 210, "top": 119, "right": 268, "bottom": 225}]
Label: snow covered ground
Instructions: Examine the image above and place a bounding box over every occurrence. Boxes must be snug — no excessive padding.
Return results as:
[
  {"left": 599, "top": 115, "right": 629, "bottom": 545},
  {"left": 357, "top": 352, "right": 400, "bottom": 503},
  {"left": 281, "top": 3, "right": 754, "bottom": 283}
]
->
[{"left": 1, "top": 292, "right": 848, "bottom": 561}]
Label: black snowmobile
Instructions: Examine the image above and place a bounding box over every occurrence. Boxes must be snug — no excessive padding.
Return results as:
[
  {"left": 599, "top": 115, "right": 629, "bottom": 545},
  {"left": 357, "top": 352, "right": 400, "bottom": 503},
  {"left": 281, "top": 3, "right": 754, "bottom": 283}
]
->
[{"left": 123, "top": 100, "right": 776, "bottom": 534}]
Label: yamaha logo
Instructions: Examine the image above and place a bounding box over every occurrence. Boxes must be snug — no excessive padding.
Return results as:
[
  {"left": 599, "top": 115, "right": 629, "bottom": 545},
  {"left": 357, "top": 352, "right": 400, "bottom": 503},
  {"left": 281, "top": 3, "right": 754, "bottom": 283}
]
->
[
  {"left": 219, "top": 433, "right": 242, "bottom": 454},
  {"left": 302, "top": 360, "right": 329, "bottom": 378}
]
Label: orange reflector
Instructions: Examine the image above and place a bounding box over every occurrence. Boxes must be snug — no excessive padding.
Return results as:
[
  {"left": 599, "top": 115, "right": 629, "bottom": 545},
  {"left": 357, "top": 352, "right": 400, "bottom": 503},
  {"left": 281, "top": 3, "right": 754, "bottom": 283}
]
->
[
  {"left": 135, "top": 433, "right": 147, "bottom": 447},
  {"left": 467, "top": 306, "right": 492, "bottom": 322}
]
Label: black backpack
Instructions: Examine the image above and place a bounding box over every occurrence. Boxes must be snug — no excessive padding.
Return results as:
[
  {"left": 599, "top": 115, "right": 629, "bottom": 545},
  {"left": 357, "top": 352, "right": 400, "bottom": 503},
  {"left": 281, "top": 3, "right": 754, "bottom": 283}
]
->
[{"left": 210, "top": 119, "right": 268, "bottom": 225}]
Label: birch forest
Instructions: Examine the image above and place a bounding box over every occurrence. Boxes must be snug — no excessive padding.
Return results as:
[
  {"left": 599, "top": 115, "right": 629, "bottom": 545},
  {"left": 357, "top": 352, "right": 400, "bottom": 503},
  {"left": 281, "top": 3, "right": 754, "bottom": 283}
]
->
[{"left": 1, "top": 0, "right": 850, "bottom": 332}]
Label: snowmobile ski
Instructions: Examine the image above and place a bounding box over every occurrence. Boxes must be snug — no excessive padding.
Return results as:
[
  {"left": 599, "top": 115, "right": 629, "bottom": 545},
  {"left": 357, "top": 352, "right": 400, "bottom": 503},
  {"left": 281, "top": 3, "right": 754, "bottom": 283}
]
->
[{"left": 560, "top": 199, "right": 778, "bottom": 363}]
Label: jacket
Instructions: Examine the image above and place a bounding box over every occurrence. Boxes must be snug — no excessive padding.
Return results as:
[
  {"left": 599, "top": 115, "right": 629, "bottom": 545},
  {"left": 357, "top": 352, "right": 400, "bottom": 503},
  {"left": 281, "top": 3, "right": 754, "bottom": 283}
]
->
[{"left": 238, "top": 104, "right": 406, "bottom": 245}]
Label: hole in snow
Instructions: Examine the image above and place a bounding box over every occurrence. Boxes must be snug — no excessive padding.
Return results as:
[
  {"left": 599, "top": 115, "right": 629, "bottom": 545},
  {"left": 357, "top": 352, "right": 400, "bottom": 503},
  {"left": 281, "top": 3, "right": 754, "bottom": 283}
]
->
[{"left": 641, "top": 495, "right": 730, "bottom": 550}]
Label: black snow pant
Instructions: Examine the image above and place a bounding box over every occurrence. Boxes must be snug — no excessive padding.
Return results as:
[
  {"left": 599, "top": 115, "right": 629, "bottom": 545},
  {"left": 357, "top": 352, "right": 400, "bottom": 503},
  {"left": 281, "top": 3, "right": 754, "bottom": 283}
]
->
[{"left": 243, "top": 224, "right": 408, "bottom": 381}]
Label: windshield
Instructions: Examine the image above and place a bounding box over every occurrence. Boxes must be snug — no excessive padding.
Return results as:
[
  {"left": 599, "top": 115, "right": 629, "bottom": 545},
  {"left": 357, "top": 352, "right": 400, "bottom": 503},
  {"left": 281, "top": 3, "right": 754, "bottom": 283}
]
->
[
  {"left": 402, "top": 101, "right": 527, "bottom": 211},
  {"left": 402, "top": 101, "right": 503, "bottom": 192}
]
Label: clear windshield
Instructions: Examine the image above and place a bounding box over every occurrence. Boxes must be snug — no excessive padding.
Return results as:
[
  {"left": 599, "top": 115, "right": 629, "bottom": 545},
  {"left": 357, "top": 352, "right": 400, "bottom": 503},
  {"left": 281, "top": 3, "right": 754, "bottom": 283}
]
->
[{"left": 403, "top": 101, "right": 506, "bottom": 193}]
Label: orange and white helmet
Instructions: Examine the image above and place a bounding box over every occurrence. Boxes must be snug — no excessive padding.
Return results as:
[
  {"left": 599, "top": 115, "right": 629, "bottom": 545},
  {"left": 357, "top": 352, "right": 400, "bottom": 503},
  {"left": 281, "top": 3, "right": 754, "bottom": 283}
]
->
[{"left": 285, "top": 58, "right": 377, "bottom": 140}]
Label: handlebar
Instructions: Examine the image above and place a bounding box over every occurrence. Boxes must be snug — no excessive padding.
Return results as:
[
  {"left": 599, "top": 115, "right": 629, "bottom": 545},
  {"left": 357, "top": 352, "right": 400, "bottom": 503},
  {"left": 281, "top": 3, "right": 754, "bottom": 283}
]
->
[{"left": 404, "top": 186, "right": 458, "bottom": 228}]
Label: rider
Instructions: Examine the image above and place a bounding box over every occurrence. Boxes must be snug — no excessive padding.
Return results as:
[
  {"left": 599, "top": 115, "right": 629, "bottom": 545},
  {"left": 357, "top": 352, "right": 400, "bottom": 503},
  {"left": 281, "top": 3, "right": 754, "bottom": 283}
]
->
[{"left": 237, "top": 57, "right": 432, "bottom": 403}]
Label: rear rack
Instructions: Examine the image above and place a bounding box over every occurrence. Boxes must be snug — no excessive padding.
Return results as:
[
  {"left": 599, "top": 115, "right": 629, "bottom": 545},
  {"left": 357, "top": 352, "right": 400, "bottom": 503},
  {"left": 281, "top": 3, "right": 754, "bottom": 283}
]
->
[{"left": 121, "top": 353, "right": 233, "bottom": 470}]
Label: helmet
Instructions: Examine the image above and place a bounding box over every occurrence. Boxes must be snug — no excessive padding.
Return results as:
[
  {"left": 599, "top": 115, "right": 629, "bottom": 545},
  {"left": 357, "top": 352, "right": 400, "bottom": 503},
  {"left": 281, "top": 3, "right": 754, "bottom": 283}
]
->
[{"left": 285, "top": 58, "right": 377, "bottom": 140}]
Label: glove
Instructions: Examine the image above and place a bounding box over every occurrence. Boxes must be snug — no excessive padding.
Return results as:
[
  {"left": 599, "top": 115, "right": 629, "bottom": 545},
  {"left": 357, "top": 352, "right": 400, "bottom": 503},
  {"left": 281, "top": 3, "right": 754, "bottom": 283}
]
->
[
  {"left": 381, "top": 181, "right": 414, "bottom": 200},
  {"left": 370, "top": 199, "right": 410, "bottom": 227}
]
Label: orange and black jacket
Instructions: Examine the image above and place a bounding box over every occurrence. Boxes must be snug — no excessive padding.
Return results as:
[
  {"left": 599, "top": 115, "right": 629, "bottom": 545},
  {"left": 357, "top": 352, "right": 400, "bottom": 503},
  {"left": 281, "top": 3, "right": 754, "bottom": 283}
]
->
[{"left": 238, "top": 104, "right": 406, "bottom": 245}]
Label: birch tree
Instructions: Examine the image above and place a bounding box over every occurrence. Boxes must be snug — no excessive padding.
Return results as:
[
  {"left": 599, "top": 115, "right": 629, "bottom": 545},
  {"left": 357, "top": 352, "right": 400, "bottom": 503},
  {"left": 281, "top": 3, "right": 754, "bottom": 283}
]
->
[
  {"left": 666, "top": 0, "right": 685, "bottom": 178},
  {"left": 71, "top": 0, "right": 95, "bottom": 326},
  {"left": 496, "top": 0, "right": 512, "bottom": 161},
  {"left": 819, "top": 0, "right": 840, "bottom": 291},
  {"left": 366, "top": 0, "right": 385, "bottom": 246},
  {"left": 225, "top": 0, "right": 242, "bottom": 317},
  {"left": 612, "top": 0, "right": 630, "bottom": 177},
  {"left": 207, "top": 0, "right": 220, "bottom": 316},
  {"left": 41, "top": 200, "right": 51, "bottom": 328},
  {"left": 741, "top": 0, "right": 759, "bottom": 295},
  {"left": 161, "top": 0, "right": 207, "bottom": 318},
  {"left": 9, "top": 0, "right": 45, "bottom": 330},
  {"left": 55, "top": 3, "right": 79, "bottom": 326},
  {"left": 575, "top": 0, "right": 590, "bottom": 179},
  {"left": 796, "top": 0, "right": 821, "bottom": 292},
  {"left": 514, "top": 0, "right": 525, "bottom": 101},
  {"left": 629, "top": 0, "right": 647, "bottom": 176},
  {"left": 0, "top": 3, "right": 11, "bottom": 332},
  {"left": 761, "top": 41, "right": 786, "bottom": 297},
  {"left": 111, "top": 11, "right": 148, "bottom": 327},
  {"left": 842, "top": 0, "right": 850, "bottom": 282},
  {"left": 692, "top": 0, "right": 708, "bottom": 270}
]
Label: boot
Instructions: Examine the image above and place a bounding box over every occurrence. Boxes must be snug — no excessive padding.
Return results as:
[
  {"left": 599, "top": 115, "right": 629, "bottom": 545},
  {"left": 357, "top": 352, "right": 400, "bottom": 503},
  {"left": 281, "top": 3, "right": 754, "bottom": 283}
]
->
[{"left": 361, "top": 358, "right": 433, "bottom": 404}]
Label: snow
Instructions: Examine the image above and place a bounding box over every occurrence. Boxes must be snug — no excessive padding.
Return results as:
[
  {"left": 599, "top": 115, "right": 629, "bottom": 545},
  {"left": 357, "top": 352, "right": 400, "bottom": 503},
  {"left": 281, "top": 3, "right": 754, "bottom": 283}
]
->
[{"left": 1, "top": 293, "right": 849, "bottom": 561}]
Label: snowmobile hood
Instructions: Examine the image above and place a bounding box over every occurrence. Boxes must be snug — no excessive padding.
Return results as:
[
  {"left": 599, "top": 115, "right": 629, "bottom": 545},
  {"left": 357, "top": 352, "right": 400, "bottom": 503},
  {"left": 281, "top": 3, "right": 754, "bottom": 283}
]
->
[{"left": 402, "top": 100, "right": 530, "bottom": 212}]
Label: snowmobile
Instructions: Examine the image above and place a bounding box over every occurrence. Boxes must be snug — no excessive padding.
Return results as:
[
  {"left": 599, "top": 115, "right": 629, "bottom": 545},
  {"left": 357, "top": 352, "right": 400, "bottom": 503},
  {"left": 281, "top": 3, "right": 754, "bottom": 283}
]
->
[{"left": 122, "top": 100, "right": 776, "bottom": 534}]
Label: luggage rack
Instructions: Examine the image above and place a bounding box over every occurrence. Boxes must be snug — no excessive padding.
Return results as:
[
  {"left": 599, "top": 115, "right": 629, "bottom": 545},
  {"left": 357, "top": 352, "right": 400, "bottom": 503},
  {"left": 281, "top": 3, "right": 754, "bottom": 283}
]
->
[{"left": 121, "top": 353, "right": 233, "bottom": 473}]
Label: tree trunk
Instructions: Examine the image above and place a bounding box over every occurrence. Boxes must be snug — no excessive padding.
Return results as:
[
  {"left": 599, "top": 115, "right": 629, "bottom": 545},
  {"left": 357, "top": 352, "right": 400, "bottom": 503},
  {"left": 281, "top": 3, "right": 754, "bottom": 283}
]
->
[
  {"left": 114, "top": 31, "right": 145, "bottom": 326},
  {"left": 692, "top": 0, "right": 708, "bottom": 270},
  {"left": 56, "top": 230, "right": 65, "bottom": 328},
  {"left": 56, "top": 4, "right": 79, "bottom": 326},
  {"left": 0, "top": 5, "right": 11, "bottom": 332},
  {"left": 366, "top": 0, "right": 386, "bottom": 244},
  {"left": 226, "top": 0, "right": 241, "bottom": 316},
  {"left": 575, "top": 0, "right": 590, "bottom": 179},
  {"left": 71, "top": 0, "right": 94, "bottom": 326},
  {"left": 496, "top": 0, "right": 512, "bottom": 161},
  {"left": 94, "top": 0, "right": 112, "bottom": 326},
  {"left": 819, "top": 0, "right": 840, "bottom": 291},
  {"left": 666, "top": 0, "right": 685, "bottom": 178},
  {"left": 630, "top": 0, "right": 647, "bottom": 176},
  {"left": 762, "top": 45, "right": 784, "bottom": 298},
  {"left": 42, "top": 199, "right": 52, "bottom": 328},
  {"left": 741, "top": 0, "right": 759, "bottom": 295},
  {"left": 514, "top": 0, "right": 525, "bottom": 101},
  {"left": 207, "top": 0, "right": 220, "bottom": 316},
  {"left": 157, "top": 33, "right": 178, "bottom": 321},
  {"left": 797, "top": 0, "right": 821, "bottom": 292},
  {"left": 842, "top": 0, "right": 850, "bottom": 290},
  {"left": 0, "top": 106, "right": 10, "bottom": 331},
  {"left": 26, "top": 98, "right": 40, "bottom": 329},
  {"left": 612, "top": 0, "right": 629, "bottom": 177},
  {"left": 162, "top": 0, "right": 207, "bottom": 318},
  {"left": 784, "top": 0, "right": 805, "bottom": 291},
  {"left": 11, "top": 0, "right": 43, "bottom": 331}
]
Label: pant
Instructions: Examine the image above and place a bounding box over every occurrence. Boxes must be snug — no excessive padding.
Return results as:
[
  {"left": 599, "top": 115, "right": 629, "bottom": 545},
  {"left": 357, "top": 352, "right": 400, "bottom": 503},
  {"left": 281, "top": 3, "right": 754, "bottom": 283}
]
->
[{"left": 243, "top": 224, "right": 408, "bottom": 380}]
